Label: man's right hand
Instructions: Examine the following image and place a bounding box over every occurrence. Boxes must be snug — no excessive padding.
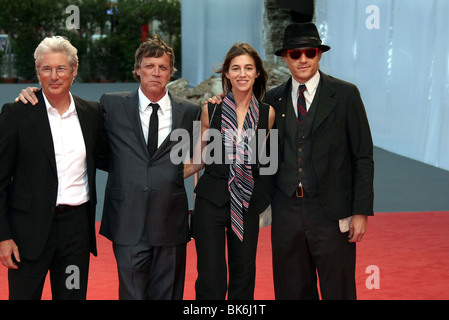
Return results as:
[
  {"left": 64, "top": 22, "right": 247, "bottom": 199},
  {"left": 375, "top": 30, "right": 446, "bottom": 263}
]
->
[
  {"left": 15, "top": 87, "right": 40, "bottom": 105},
  {"left": 204, "top": 92, "right": 225, "bottom": 106},
  {"left": 0, "top": 239, "right": 20, "bottom": 269}
]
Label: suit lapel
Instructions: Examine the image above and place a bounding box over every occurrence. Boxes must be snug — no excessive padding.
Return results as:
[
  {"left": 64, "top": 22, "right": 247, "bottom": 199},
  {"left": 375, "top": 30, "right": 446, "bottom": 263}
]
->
[
  {"left": 74, "top": 96, "right": 92, "bottom": 158},
  {"left": 123, "top": 90, "right": 183, "bottom": 160},
  {"left": 311, "top": 71, "right": 337, "bottom": 134},
  {"left": 274, "top": 78, "right": 300, "bottom": 141},
  {"left": 27, "top": 90, "right": 57, "bottom": 176},
  {"left": 169, "top": 92, "right": 183, "bottom": 131},
  {"left": 274, "top": 72, "right": 338, "bottom": 138},
  {"left": 74, "top": 96, "right": 99, "bottom": 199},
  {"left": 123, "top": 90, "right": 148, "bottom": 152},
  {"left": 153, "top": 91, "right": 182, "bottom": 155}
]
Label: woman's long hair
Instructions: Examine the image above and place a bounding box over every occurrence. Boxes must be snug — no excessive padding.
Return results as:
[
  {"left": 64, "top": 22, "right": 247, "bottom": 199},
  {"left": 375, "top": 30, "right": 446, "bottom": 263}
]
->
[{"left": 216, "top": 42, "right": 268, "bottom": 101}]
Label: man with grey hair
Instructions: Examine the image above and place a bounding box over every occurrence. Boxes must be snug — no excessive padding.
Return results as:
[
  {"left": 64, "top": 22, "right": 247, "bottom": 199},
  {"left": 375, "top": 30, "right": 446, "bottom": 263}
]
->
[
  {"left": 15, "top": 35, "right": 201, "bottom": 300},
  {"left": 0, "top": 36, "right": 103, "bottom": 299}
]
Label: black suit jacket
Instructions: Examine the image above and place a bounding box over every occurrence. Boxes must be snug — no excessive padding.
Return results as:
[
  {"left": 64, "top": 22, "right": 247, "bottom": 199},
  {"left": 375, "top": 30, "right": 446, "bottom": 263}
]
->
[
  {"left": 0, "top": 90, "right": 102, "bottom": 260},
  {"left": 265, "top": 71, "right": 374, "bottom": 219},
  {"left": 99, "top": 90, "right": 201, "bottom": 246}
]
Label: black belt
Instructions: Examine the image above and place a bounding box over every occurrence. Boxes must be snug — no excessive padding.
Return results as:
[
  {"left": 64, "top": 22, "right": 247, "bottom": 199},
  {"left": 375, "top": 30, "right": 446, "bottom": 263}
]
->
[{"left": 52, "top": 202, "right": 88, "bottom": 214}]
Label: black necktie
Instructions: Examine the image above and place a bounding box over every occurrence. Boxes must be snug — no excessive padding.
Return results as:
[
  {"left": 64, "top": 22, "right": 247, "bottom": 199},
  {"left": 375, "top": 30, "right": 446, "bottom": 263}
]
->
[
  {"left": 147, "top": 103, "right": 160, "bottom": 157},
  {"left": 297, "top": 84, "right": 307, "bottom": 124}
]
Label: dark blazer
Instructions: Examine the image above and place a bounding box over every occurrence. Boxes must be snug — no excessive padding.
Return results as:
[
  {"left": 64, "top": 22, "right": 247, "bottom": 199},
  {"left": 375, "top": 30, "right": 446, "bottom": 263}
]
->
[
  {"left": 265, "top": 71, "right": 374, "bottom": 219},
  {"left": 99, "top": 90, "right": 201, "bottom": 246},
  {"left": 0, "top": 90, "right": 102, "bottom": 260}
]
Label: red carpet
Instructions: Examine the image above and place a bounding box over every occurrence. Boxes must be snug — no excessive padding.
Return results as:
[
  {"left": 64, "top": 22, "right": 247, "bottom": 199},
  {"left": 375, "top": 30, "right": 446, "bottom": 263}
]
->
[{"left": 1, "top": 211, "right": 449, "bottom": 300}]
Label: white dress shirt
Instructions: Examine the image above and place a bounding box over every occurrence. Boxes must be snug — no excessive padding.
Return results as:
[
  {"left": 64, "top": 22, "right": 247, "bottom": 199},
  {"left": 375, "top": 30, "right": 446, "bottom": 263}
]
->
[
  {"left": 138, "top": 87, "right": 172, "bottom": 147},
  {"left": 291, "top": 71, "right": 321, "bottom": 116},
  {"left": 43, "top": 92, "right": 89, "bottom": 206}
]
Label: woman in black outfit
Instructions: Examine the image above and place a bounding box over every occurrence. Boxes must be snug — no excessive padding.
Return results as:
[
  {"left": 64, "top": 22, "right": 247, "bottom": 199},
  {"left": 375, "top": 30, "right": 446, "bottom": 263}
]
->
[{"left": 184, "top": 42, "right": 275, "bottom": 299}]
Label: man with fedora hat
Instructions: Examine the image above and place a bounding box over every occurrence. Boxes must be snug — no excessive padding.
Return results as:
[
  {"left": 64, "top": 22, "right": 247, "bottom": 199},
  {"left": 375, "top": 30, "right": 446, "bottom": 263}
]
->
[{"left": 265, "top": 22, "right": 374, "bottom": 299}]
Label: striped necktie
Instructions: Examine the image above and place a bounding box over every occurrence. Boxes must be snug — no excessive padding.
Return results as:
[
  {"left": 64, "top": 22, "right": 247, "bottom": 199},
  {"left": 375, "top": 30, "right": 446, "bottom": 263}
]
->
[{"left": 297, "top": 84, "right": 307, "bottom": 124}]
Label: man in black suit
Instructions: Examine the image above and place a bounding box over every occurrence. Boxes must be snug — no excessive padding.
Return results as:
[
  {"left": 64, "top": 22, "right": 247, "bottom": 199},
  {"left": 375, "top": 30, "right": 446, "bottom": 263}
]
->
[
  {"left": 0, "top": 36, "right": 103, "bottom": 299},
  {"left": 14, "top": 35, "right": 201, "bottom": 300},
  {"left": 99, "top": 35, "right": 201, "bottom": 300},
  {"left": 265, "top": 23, "right": 374, "bottom": 299}
]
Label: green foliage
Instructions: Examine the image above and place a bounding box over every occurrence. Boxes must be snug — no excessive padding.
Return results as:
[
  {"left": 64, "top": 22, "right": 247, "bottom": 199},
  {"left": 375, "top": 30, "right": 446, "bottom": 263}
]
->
[
  {"left": 0, "top": 0, "right": 181, "bottom": 81},
  {"left": 0, "top": 0, "right": 67, "bottom": 79},
  {"left": 60, "top": 0, "right": 110, "bottom": 81},
  {"left": 96, "top": 0, "right": 151, "bottom": 81},
  {"left": 148, "top": 0, "right": 181, "bottom": 45},
  {"left": 0, "top": 49, "right": 4, "bottom": 76},
  {"left": 14, "top": 33, "right": 40, "bottom": 80},
  {"left": 148, "top": 0, "right": 182, "bottom": 73}
]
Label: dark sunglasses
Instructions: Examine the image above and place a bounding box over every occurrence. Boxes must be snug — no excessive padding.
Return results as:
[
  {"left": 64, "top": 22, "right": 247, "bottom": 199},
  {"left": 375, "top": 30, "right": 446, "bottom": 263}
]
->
[{"left": 287, "top": 48, "right": 319, "bottom": 60}]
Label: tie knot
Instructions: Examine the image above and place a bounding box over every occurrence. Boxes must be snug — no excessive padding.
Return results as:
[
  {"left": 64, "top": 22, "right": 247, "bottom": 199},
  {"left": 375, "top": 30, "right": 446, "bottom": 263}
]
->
[
  {"left": 298, "top": 84, "right": 306, "bottom": 96},
  {"left": 149, "top": 103, "right": 160, "bottom": 111}
]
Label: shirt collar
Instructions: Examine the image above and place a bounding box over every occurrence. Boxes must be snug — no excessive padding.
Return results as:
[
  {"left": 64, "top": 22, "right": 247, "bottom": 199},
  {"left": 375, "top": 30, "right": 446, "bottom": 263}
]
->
[
  {"left": 138, "top": 86, "right": 170, "bottom": 114},
  {"left": 292, "top": 70, "right": 321, "bottom": 97},
  {"left": 43, "top": 91, "right": 76, "bottom": 116}
]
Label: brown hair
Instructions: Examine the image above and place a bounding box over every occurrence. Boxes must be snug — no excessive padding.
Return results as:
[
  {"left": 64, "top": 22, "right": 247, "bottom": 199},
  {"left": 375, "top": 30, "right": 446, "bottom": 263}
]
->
[
  {"left": 133, "top": 34, "right": 176, "bottom": 81},
  {"left": 216, "top": 42, "right": 267, "bottom": 101}
]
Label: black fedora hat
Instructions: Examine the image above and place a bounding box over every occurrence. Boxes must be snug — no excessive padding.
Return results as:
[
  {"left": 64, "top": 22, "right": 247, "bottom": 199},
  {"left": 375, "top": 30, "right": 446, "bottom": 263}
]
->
[{"left": 275, "top": 22, "right": 330, "bottom": 56}]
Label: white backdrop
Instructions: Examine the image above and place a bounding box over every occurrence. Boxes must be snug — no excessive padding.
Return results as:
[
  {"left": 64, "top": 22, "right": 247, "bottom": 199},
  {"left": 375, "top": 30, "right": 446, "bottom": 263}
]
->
[
  {"left": 181, "top": 0, "right": 449, "bottom": 171},
  {"left": 315, "top": 0, "right": 449, "bottom": 170},
  {"left": 181, "top": 0, "right": 265, "bottom": 87}
]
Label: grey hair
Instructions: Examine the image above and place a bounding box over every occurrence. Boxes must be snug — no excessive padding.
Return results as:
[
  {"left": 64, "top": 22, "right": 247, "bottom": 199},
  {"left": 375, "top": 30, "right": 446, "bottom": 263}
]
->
[{"left": 34, "top": 36, "right": 78, "bottom": 70}]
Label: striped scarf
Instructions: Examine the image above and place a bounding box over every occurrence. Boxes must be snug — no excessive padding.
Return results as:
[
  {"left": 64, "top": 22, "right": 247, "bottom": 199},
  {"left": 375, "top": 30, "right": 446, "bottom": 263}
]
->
[{"left": 221, "top": 91, "right": 259, "bottom": 241}]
